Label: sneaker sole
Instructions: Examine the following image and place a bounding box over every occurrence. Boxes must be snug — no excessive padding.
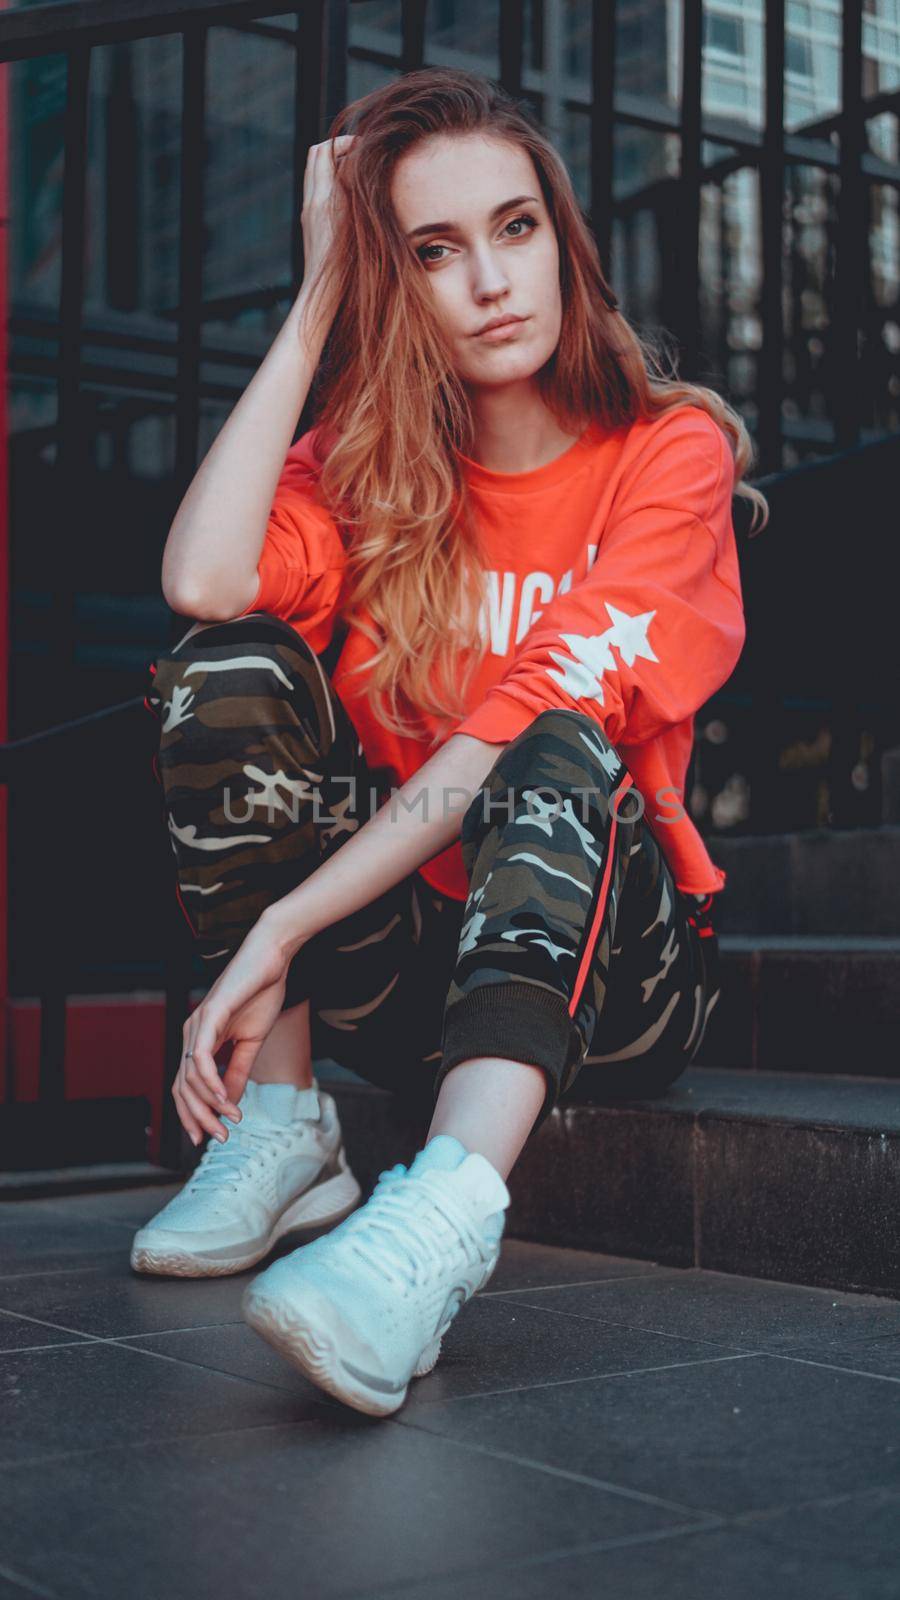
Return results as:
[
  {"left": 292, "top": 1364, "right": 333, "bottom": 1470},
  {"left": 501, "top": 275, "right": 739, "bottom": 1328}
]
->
[
  {"left": 130, "top": 1165, "right": 363, "bottom": 1278},
  {"left": 241, "top": 1282, "right": 442, "bottom": 1419}
]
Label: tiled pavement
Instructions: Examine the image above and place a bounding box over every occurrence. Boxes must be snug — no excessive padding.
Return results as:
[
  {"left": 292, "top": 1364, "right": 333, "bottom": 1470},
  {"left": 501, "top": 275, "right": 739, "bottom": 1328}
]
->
[{"left": 1, "top": 1183, "right": 899, "bottom": 1599}]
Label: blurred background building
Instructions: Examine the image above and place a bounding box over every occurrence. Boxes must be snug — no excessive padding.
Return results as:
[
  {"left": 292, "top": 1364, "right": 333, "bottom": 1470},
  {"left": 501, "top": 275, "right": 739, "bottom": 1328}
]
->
[{"left": 0, "top": 0, "right": 898, "bottom": 1171}]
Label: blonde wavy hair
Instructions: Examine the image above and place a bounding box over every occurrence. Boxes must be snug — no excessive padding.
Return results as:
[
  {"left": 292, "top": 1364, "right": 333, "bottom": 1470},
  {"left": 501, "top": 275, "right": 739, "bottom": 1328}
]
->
[{"left": 303, "top": 66, "right": 769, "bottom": 746}]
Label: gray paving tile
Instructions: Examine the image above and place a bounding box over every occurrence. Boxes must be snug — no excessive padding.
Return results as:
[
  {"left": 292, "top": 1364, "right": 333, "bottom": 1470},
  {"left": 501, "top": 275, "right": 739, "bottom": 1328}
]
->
[
  {"left": 0, "top": 1188, "right": 183, "bottom": 1285},
  {"left": 0, "top": 1253, "right": 249, "bottom": 1339},
  {"left": 735, "top": 1486, "right": 900, "bottom": 1580},
  {"left": 368, "top": 1488, "right": 900, "bottom": 1599},
  {"left": 0, "top": 1208, "right": 136, "bottom": 1278},
  {"left": 118, "top": 1321, "right": 340, "bottom": 1398},
  {"left": 502, "top": 1267, "right": 900, "bottom": 1354},
  {"left": 399, "top": 1352, "right": 900, "bottom": 1516},
  {"left": 0, "top": 1417, "right": 699, "bottom": 1600},
  {"left": 0, "top": 1572, "right": 59, "bottom": 1600},
  {"left": 774, "top": 1333, "right": 900, "bottom": 1382},
  {"left": 400, "top": 1295, "right": 747, "bottom": 1412},
  {"left": 121, "top": 1293, "right": 731, "bottom": 1411},
  {"left": 0, "top": 1337, "right": 328, "bottom": 1468},
  {"left": 0, "top": 1311, "right": 92, "bottom": 1357},
  {"left": 486, "top": 1239, "right": 664, "bottom": 1295}
]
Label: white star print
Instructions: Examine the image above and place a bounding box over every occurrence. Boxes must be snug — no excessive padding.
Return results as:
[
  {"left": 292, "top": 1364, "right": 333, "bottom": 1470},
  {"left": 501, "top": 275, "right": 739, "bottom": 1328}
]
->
[
  {"left": 542, "top": 603, "right": 658, "bottom": 705},
  {"left": 604, "top": 602, "right": 659, "bottom": 667},
  {"left": 545, "top": 651, "right": 599, "bottom": 702}
]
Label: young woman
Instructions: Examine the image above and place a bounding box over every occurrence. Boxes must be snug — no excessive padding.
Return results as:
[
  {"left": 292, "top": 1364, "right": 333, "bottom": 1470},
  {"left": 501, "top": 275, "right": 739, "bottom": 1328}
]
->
[{"left": 132, "top": 67, "right": 767, "bottom": 1417}]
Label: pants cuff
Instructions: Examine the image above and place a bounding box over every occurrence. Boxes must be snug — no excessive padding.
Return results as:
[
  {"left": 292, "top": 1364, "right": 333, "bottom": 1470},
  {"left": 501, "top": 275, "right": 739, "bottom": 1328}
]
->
[{"left": 436, "top": 981, "right": 579, "bottom": 1128}]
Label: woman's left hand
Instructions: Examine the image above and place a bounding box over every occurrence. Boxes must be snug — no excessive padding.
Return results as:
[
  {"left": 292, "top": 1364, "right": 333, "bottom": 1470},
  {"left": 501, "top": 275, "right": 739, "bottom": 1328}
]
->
[{"left": 176, "top": 913, "right": 302, "bottom": 1146}]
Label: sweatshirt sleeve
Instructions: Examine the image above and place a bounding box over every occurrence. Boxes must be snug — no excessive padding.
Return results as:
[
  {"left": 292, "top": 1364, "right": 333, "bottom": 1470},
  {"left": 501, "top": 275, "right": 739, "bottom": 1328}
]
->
[
  {"left": 235, "top": 426, "right": 347, "bottom": 655},
  {"left": 454, "top": 408, "right": 747, "bottom": 749}
]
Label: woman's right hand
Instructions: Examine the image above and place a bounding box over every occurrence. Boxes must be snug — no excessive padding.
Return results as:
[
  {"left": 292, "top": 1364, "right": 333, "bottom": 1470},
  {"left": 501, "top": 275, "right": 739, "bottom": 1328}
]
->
[
  {"left": 171, "top": 914, "right": 298, "bottom": 1147},
  {"left": 300, "top": 134, "right": 356, "bottom": 330}
]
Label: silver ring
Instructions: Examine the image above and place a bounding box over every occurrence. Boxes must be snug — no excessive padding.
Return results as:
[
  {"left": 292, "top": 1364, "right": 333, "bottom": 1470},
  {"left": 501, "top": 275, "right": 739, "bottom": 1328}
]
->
[{"left": 184, "top": 1049, "right": 193, "bottom": 1059}]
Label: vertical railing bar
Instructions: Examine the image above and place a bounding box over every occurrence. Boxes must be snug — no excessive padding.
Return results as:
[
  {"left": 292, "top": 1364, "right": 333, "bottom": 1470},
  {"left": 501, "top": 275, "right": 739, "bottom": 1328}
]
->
[
  {"left": 753, "top": 0, "right": 787, "bottom": 829},
  {"left": 39, "top": 42, "right": 91, "bottom": 1107},
  {"left": 833, "top": 0, "right": 864, "bottom": 449},
  {"left": 716, "top": 172, "right": 729, "bottom": 392},
  {"left": 160, "top": 22, "right": 208, "bottom": 1171},
  {"left": 829, "top": 0, "right": 865, "bottom": 821},
  {"left": 292, "top": 0, "right": 324, "bottom": 298},
  {"left": 173, "top": 23, "right": 205, "bottom": 508},
  {"left": 678, "top": 0, "right": 702, "bottom": 377},
  {"left": 590, "top": 0, "right": 615, "bottom": 290},
  {"left": 499, "top": 0, "right": 523, "bottom": 98},
  {"left": 759, "top": 0, "right": 785, "bottom": 475},
  {"left": 400, "top": 0, "right": 425, "bottom": 73},
  {"left": 529, "top": 0, "right": 543, "bottom": 78},
  {"left": 56, "top": 44, "right": 89, "bottom": 715},
  {"left": 321, "top": 0, "right": 347, "bottom": 129}
]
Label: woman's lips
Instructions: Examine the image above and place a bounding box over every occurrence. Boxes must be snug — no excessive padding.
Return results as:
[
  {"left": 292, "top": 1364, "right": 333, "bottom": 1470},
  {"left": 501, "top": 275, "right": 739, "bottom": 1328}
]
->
[{"left": 475, "top": 317, "right": 529, "bottom": 342}]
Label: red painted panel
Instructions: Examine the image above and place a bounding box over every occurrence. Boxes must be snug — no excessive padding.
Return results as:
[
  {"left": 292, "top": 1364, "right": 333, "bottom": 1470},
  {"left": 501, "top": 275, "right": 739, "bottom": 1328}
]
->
[{"left": 9, "top": 998, "right": 168, "bottom": 1163}]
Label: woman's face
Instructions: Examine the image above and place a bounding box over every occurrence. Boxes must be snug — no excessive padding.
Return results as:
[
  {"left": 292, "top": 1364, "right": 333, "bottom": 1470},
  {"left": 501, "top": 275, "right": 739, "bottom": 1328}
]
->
[{"left": 391, "top": 132, "right": 562, "bottom": 389}]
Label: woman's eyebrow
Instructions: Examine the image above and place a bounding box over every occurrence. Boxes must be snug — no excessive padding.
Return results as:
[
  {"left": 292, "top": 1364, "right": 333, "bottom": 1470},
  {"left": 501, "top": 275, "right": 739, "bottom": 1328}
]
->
[{"left": 405, "top": 194, "right": 541, "bottom": 240}]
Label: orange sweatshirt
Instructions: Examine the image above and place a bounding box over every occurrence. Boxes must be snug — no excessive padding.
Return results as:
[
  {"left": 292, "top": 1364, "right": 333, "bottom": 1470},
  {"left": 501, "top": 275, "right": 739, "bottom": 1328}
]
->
[{"left": 236, "top": 403, "right": 746, "bottom": 901}]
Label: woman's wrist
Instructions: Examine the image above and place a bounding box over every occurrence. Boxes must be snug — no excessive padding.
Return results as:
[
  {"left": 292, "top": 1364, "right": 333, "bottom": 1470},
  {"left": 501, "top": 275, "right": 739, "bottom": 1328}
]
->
[
  {"left": 290, "top": 280, "right": 336, "bottom": 356},
  {"left": 260, "top": 898, "right": 314, "bottom": 966}
]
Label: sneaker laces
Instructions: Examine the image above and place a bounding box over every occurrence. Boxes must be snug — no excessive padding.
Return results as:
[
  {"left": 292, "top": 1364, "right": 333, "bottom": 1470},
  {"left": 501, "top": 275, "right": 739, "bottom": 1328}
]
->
[
  {"left": 338, "top": 1170, "right": 495, "bottom": 1293},
  {"left": 187, "top": 1122, "right": 301, "bottom": 1195}
]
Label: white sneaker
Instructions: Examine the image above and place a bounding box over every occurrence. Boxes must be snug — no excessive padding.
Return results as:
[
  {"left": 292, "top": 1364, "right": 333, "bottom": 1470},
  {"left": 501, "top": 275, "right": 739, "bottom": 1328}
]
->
[
  {"left": 241, "top": 1133, "right": 509, "bottom": 1416},
  {"left": 130, "top": 1080, "right": 361, "bottom": 1277}
]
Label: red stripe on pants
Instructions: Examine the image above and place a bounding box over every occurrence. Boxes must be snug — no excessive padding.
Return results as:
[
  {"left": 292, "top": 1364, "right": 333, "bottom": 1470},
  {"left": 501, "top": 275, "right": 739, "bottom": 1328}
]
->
[{"left": 568, "top": 772, "right": 634, "bottom": 1019}]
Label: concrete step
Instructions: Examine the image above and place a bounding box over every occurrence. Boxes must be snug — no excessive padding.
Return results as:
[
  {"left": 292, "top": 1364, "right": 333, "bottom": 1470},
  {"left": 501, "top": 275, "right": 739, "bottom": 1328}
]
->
[
  {"left": 710, "top": 825, "right": 900, "bottom": 936},
  {"left": 0, "top": 1161, "right": 181, "bottom": 1203},
  {"left": 319, "top": 1063, "right": 900, "bottom": 1299},
  {"left": 698, "top": 936, "right": 900, "bottom": 1075}
]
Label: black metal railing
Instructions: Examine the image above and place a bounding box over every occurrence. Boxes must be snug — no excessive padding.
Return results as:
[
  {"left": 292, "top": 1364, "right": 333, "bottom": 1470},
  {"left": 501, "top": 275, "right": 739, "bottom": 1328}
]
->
[{"left": 0, "top": 694, "right": 194, "bottom": 1173}]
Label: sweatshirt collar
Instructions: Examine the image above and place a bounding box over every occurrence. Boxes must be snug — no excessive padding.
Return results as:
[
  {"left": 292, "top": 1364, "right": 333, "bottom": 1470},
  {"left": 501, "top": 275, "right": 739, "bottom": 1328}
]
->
[{"left": 456, "top": 420, "right": 603, "bottom": 495}]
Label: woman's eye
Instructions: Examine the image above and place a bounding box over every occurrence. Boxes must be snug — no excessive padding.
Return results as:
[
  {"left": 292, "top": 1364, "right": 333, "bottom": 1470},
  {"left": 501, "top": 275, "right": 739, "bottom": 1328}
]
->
[
  {"left": 505, "top": 213, "right": 538, "bottom": 238},
  {"left": 417, "top": 213, "right": 539, "bottom": 265}
]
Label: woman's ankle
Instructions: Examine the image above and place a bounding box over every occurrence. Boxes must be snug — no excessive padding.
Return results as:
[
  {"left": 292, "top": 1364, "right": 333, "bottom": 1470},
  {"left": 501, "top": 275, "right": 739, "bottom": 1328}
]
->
[
  {"left": 250, "top": 1067, "right": 316, "bottom": 1088},
  {"left": 248, "top": 1000, "right": 315, "bottom": 1089}
]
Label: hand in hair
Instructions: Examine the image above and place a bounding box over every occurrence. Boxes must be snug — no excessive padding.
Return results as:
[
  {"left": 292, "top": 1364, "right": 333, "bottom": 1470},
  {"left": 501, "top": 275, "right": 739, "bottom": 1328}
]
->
[{"left": 300, "top": 133, "right": 356, "bottom": 334}]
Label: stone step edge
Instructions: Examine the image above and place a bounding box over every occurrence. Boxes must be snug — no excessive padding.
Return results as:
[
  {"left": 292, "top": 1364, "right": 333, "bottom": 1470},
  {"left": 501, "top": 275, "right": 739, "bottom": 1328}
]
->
[
  {"left": 718, "top": 936, "right": 900, "bottom": 953},
  {"left": 321, "top": 1065, "right": 900, "bottom": 1300},
  {"left": 0, "top": 1161, "right": 180, "bottom": 1203}
]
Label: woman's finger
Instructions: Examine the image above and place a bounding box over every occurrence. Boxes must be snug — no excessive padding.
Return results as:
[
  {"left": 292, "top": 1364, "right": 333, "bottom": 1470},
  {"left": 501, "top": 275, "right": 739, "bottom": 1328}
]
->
[
  {"left": 183, "top": 1057, "right": 242, "bottom": 1124},
  {"left": 182, "top": 1017, "right": 229, "bottom": 1103},
  {"left": 179, "top": 1076, "right": 229, "bottom": 1144},
  {"left": 221, "top": 1038, "right": 264, "bottom": 1108},
  {"left": 188, "top": 1005, "right": 229, "bottom": 1091},
  {"left": 173, "top": 1079, "right": 226, "bottom": 1148},
  {"left": 172, "top": 1083, "right": 203, "bottom": 1148},
  {"left": 182, "top": 1009, "right": 242, "bottom": 1118}
]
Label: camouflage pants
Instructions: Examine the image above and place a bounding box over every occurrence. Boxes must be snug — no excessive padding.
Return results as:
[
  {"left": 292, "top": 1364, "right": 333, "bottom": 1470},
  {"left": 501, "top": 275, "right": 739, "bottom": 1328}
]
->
[{"left": 145, "top": 611, "right": 720, "bottom": 1127}]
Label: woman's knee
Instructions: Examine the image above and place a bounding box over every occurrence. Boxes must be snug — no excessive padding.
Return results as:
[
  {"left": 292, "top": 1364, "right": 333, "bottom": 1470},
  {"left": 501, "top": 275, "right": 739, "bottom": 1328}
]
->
[
  {"left": 501, "top": 707, "right": 628, "bottom": 789},
  {"left": 459, "top": 706, "right": 631, "bottom": 850},
  {"left": 151, "top": 619, "right": 325, "bottom": 746},
  {"left": 166, "top": 609, "right": 319, "bottom": 664},
  {"left": 567, "top": 1052, "right": 691, "bottom": 1104}
]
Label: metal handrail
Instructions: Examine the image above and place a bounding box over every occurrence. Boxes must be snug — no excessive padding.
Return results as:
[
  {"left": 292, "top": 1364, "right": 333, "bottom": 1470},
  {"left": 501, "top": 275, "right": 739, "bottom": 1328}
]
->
[{"left": 0, "top": 696, "right": 145, "bottom": 779}]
